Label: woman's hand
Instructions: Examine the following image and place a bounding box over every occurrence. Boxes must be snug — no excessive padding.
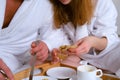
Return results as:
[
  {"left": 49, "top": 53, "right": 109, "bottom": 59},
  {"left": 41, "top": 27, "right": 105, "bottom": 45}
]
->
[
  {"left": 68, "top": 36, "right": 93, "bottom": 56},
  {"left": 31, "top": 40, "right": 49, "bottom": 65},
  {"left": 68, "top": 36, "right": 107, "bottom": 56},
  {"left": 0, "top": 59, "right": 14, "bottom": 80}
]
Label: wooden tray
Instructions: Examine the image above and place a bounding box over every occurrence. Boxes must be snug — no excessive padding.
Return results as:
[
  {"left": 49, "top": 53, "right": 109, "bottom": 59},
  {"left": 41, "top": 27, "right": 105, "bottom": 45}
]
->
[{"left": 14, "top": 62, "right": 120, "bottom": 80}]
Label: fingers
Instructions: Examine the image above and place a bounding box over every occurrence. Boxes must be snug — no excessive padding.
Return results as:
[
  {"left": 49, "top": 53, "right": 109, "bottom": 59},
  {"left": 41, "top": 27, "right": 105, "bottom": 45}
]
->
[
  {"left": 68, "top": 43, "right": 90, "bottom": 56},
  {"left": 31, "top": 41, "right": 49, "bottom": 62},
  {"left": 51, "top": 48, "right": 60, "bottom": 64},
  {"left": 36, "top": 50, "right": 48, "bottom": 61},
  {"left": 0, "top": 73, "right": 4, "bottom": 80},
  {"left": 51, "top": 49, "right": 58, "bottom": 59},
  {"left": 53, "top": 48, "right": 60, "bottom": 55},
  {"left": 31, "top": 41, "right": 48, "bottom": 54},
  {"left": 31, "top": 40, "right": 41, "bottom": 48},
  {"left": 36, "top": 46, "right": 48, "bottom": 61},
  {"left": 68, "top": 45, "right": 84, "bottom": 53},
  {"left": 68, "top": 41, "right": 85, "bottom": 54},
  {"left": 51, "top": 57, "right": 60, "bottom": 64},
  {"left": 0, "top": 59, "right": 14, "bottom": 80},
  {"left": 31, "top": 41, "right": 37, "bottom": 48},
  {"left": 75, "top": 39, "right": 83, "bottom": 46},
  {"left": 31, "top": 42, "right": 42, "bottom": 55}
]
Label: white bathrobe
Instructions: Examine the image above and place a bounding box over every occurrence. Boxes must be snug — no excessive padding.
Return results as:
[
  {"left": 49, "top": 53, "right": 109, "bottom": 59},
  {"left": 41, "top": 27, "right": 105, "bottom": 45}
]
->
[
  {"left": 0, "top": 0, "right": 69, "bottom": 73},
  {"left": 62, "top": 0, "right": 120, "bottom": 76}
]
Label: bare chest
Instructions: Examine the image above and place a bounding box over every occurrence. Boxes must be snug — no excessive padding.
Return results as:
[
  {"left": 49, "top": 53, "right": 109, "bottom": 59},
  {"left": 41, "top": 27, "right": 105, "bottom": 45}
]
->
[{"left": 2, "top": 0, "right": 22, "bottom": 29}]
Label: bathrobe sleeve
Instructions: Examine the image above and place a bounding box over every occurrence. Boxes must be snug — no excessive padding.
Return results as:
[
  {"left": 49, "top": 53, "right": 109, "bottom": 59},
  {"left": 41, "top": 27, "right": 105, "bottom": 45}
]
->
[
  {"left": 90, "top": 0, "right": 120, "bottom": 55},
  {"left": 80, "top": 0, "right": 120, "bottom": 74}
]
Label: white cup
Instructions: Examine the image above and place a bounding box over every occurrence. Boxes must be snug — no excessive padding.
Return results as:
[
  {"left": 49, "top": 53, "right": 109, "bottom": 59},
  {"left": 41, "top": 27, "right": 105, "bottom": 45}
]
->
[{"left": 77, "top": 65, "right": 103, "bottom": 80}]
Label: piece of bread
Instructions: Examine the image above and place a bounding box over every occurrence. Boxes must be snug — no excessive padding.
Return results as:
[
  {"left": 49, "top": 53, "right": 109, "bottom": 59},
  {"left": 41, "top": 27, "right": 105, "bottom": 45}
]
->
[{"left": 58, "top": 45, "right": 77, "bottom": 60}]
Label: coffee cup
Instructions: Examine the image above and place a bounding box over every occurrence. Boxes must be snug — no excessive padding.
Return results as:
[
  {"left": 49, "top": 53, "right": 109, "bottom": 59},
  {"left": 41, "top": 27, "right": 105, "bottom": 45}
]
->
[{"left": 77, "top": 65, "right": 103, "bottom": 80}]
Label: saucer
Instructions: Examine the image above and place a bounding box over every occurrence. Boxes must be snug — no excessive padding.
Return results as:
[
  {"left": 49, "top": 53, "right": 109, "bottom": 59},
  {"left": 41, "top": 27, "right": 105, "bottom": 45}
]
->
[
  {"left": 69, "top": 77, "right": 102, "bottom": 80},
  {"left": 46, "top": 67, "right": 76, "bottom": 79},
  {"left": 71, "top": 77, "right": 102, "bottom": 80},
  {"left": 97, "top": 77, "right": 103, "bottom": 80},
  {"left": 22, "top": 76, "right": 57, "bottom": 80}
]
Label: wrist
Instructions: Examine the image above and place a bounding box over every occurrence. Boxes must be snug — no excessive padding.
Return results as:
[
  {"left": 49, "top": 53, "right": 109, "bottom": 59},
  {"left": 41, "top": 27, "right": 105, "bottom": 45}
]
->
[
  {"left": 92, "top": 36, "right": 107, "bottom": 51},
  {"left": 89, "top": 36, "right": 97, "bottom": 48}
]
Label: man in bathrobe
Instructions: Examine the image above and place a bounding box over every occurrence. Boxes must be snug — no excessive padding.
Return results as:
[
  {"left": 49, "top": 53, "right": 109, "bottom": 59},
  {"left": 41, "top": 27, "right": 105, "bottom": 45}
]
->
[{"left": 0, "top": 0, "right": 69, "bottom": 79}]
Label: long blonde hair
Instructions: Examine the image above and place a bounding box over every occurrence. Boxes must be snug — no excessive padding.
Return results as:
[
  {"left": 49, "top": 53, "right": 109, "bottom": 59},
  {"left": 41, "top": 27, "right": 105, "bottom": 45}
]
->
[{"left": 50, "top": 0, "right": 95, "bottom": 28}]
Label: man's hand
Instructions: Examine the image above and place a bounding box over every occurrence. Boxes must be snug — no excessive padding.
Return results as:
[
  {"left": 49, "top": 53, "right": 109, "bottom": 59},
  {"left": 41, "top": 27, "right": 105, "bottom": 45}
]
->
[
  {"left": 31, "top": 40, "right": 49, "bottom": 65},
  {"left": 0, "top": 59, "right": 14, "bottom": 80},
  {"left": 51, "top": 48, "right": 60, "bottom": 64}
]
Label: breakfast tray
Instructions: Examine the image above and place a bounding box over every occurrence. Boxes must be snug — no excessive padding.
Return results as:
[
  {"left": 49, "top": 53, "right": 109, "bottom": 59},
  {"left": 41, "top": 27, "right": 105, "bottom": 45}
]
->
[{"left": 14, "top": 62, "right": 120, "bottom": 80}]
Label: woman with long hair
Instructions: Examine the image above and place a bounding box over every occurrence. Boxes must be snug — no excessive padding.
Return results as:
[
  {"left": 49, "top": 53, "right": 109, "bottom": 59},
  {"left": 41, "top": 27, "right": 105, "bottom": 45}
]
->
[{"left": 51, "top": 0, "right": 120, "bottom": 77}]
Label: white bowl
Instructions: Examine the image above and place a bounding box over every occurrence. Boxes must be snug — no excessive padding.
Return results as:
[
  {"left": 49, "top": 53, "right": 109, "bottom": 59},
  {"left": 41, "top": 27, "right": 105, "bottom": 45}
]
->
[{"left": 46, "top": 67, "right": 76, "bottom": 79}]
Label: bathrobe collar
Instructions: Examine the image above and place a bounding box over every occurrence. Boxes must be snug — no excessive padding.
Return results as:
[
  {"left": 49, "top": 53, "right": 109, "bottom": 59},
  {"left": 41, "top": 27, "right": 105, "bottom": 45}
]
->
[{"left": 0, "top": 0, "right": 34, "bottom": 36}]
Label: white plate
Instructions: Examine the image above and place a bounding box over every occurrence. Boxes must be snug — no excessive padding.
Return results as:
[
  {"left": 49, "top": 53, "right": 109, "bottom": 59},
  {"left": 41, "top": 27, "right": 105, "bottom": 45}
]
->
[
  {"left": 46, "top": 67, "right": 76, "bottom": 79},
  {"left": 22, "top": 76, "right": 57, "bottom": 80}
]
